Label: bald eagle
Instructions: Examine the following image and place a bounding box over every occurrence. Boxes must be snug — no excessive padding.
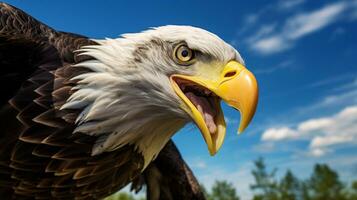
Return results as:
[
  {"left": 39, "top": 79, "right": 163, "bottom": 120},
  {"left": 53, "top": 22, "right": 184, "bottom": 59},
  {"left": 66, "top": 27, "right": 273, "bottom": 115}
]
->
[{"left": 0, "top": 3, "right": 258, "bottom": 200}]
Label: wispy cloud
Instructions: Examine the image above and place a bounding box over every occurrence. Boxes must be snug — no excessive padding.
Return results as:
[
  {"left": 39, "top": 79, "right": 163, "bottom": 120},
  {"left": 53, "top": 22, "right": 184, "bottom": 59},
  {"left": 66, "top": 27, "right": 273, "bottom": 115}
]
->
[
  {"left": 296, "top": 89, "right": 357, "bottom": 115},
  {"left": 249, "top": 1, "right": 349, "bottom": 54},
  {"left": 307, "top": 74, "right": 356, "bottom": 88},
  {"left": 254, "top": 60, "right": 295, "bottom": 74},
  {"left": 190, "top": 159, "right": 208, "bottom": 169},
  {"left": 257, "top": 75, "right": 357, "bottom": 156},
  {"left": 234, "top": 0, "right": 305, "bottom": 38},
  {"left": 261, "top": 105, "right": 357, "bottom": 156},
  {"left": 252, "top": 142, "right": 276, "bottom": 153},
  {"left": 277, "top": 0, "right": 305, "bottom": 10},
  {"left": 225, "top": 116, "right": 239, "bottom": 125},
  {"left": 262, "top": 127, "right": 299, "bottom": 141},
  {"left": 331, "top": 78, "right": 357, "bottom": 92}
]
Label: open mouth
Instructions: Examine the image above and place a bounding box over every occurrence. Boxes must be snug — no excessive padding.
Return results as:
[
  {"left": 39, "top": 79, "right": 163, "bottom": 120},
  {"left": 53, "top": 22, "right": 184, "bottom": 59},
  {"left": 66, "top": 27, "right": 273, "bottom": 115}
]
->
[
  {"left": 169, "top": 61, "right": 258, "bottom": 156},
  {"left": 174, "top": 78, "right": 220, "bottom": 135},
  {"left": 170, "top": 76, "right": 227, "bottom": 155}
]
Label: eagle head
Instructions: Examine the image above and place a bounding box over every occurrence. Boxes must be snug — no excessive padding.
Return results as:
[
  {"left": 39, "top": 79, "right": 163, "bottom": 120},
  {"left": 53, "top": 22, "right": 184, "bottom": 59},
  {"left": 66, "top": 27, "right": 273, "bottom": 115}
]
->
[{"left": 63, "top": 25, "right": 258, "bottom": 167}]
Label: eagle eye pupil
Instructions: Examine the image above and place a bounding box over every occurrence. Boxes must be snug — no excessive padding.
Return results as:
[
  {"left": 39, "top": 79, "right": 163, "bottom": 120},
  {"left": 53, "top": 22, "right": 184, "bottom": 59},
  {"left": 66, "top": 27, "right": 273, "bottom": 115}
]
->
[
  {"left": 174, "top": 44, "right": 195, "bottom": 65},
  {"left": 181, "top": 50, "right": 189, "bottom": 57}
]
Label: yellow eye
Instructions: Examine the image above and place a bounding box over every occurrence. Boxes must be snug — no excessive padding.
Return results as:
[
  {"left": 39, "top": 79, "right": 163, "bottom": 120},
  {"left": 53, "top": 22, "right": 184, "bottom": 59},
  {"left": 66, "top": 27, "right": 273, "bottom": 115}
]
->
[{"left": 174, "top": 44, "right": 195, "bottom": 64}]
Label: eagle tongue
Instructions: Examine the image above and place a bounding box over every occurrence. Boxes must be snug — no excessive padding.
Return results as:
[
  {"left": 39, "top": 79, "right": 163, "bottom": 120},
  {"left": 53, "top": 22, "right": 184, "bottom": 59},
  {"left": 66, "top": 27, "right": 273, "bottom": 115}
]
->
[{"left": 185, "top": 92, "right": 217, "bottom": 135}]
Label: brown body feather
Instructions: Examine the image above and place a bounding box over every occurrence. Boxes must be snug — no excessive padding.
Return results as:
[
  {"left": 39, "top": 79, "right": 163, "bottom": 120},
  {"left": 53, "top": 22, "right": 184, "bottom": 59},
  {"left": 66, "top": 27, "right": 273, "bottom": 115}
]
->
[{"left": 0, "top": 3, "right": 205, "bottom": 200}]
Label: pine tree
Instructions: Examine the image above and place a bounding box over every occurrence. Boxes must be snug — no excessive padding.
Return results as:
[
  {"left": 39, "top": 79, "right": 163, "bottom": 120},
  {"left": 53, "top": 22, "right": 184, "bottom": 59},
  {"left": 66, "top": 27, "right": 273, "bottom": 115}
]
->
[
  {"left": 208, "top": 180, "right": 240, "bottom": 200},
  {"left": 278, "top": 170, "right": 301, "bottom": 200},
  {"left": 250, "top": 157, "right": 279, "bottom": 200},
  {"left": 345, "top": 180, "right": 357, "bottom": 200},
  {"left": 308, "top": 164, "right": 346, "bottom": 200}
]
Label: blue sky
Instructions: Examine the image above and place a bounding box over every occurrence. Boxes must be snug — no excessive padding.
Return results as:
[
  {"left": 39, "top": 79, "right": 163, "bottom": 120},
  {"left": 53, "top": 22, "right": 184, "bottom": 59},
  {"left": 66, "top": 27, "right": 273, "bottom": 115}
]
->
[{"left": 4, "top": 0, "right": 357, "bottom": 199}]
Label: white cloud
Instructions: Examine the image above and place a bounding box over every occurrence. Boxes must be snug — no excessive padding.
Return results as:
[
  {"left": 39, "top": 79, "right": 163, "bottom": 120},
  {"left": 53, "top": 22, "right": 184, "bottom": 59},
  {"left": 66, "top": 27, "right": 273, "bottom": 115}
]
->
[
  {"left": 254, "top": 60, "right": 295, "bottom": 74},
  {"left": 284, "top": 2, "right": 345, "bottom": 40},
  {"left": 241, "top": 0, "right": 305, "bottom": 30},
  {"left": 295, "top": 89, "right": 357, "bottom": 115},
  {"left": 321, "top": 90, "right": 357, "bottom": 106},
  {"left": 251, "top": 36, "right": 290, "bottom": 54},
  {"left": 298, "top": 118, "right": 333, "bottom": 132},
  {"left": 225, "top": 116, "right": 239, "bottom": 125},
  {"left": 277, "top": 0, "right": 305, "bottom": 10},
  {"left": 331, "top": 78, "right": 357, "bottom": 92},
  {"left": 308, "top": 73, "right": 355, "bottom": 88},
  {"left": 244, "top": 14, "right": 260, "bottom": 26},
  {"left": 262, "top": 127, "right": 297, "bottom": 141},
  {"left": 261, "top": 105, "right": 357, "bottom": 156},
  {"left": 349, "top": 0, "right": 357, "bottom": 20},
  {"left": 252, "top": 142, "right": 276, "bottom": 153},
  {"left": 310, "top": 135, "right": 353, "bottom": 149},
  {"left": 310, "top": 148, "right": 327, "bottom": 157},
  {"left": 247, "top": 1, "right": 355, "bottom": 55},
  {"left": 246, "top": 24, "right": 277, "bottom": 43},
  {"left": 191, "top": 160, "right": 207, "bottom": 169}
]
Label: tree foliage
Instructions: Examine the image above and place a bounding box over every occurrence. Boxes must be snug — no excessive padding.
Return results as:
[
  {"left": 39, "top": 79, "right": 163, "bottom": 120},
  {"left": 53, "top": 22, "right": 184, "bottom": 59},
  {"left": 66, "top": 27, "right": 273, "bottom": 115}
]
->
[
  {"left": 105, "top": 158, "right": 357, "bottom": 200},
  {"left": 307, "top": 164, "right": 345, "bottom": 200},
  {"left": 278, "top": 170, "right": 301, "bottom": 200},
  {"left": 209, "top": 180, "right": 240, "bottom": 200},
  {"left": 105, "top": 192, "right": 144, "bottom": 200},
  {"left": 250, "top": 158, "right": 356, "bottom": 200},
  {"left": 250, "top": 157, "right": 279, "bottom": 200}
]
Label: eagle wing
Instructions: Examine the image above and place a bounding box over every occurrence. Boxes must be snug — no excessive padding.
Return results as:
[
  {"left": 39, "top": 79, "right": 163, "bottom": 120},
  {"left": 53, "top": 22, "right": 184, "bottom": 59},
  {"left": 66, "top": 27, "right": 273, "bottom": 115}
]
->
[
  {"left": 0, "top": 3, "right": 145, "bottom": 199},
  {"left": 0, "top": 3, "right": 205, "bottom": 200},
  {"left": 0, "top": 2, "right": 92, "bottom": 106}
]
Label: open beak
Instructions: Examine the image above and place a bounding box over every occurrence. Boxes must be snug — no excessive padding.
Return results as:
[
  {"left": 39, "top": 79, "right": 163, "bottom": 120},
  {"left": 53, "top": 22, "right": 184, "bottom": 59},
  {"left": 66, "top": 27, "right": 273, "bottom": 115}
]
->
[{"left": 170, "top": 61, "right": 258, "bottom": 155}]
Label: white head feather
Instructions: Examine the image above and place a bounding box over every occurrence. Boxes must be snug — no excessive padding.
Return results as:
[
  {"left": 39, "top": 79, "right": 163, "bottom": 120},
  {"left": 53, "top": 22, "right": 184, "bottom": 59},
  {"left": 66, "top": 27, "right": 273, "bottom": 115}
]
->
[{"left": 62, "top": 25, "right": 243, "bottom": 168}]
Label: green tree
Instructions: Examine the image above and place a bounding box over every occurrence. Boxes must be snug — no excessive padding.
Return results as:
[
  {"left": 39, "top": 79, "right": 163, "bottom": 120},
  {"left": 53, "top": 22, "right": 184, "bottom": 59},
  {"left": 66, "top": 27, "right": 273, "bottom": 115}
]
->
[
  {"left": 308, "top": 164, "right": 346, "bottom": 200},
  {"left": 200, "top": 183, "right": 210, "bottom": 199},
  {"left": 105, "top": 192, "right": 145, "bottom": 200},
  {"left": 250, "top": 157, "right": 279, "bottom": 200},
  {"left": 352, "top": 181, "right": 357, "bottom": 191},
  {"left": 278, "top": 170, "right": 301, "bottom": 200},
  {"left": 209, "top": 180, "right": 240, "bottom": 200},
  {"left": 301, "top": 181, "right": 312, "bottom": 200},
  {"left": 345, "top": 180, "right": 357, "bottom": 200}
]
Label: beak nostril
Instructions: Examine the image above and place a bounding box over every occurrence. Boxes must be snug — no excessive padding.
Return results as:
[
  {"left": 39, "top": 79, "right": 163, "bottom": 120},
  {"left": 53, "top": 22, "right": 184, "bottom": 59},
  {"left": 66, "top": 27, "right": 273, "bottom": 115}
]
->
[{"left": 224, "top": 71, "right": 237, "bottom": 78}]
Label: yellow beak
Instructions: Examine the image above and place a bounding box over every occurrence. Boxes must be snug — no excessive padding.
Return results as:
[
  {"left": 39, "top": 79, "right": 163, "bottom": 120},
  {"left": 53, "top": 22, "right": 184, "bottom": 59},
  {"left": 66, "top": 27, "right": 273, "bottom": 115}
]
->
[{"left": 170, "top": 61, "right": 258, "bottom": 155}]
